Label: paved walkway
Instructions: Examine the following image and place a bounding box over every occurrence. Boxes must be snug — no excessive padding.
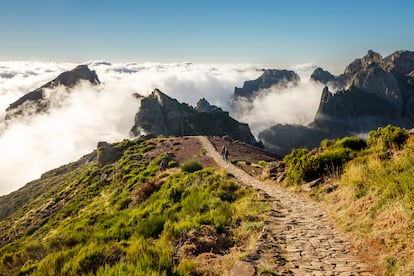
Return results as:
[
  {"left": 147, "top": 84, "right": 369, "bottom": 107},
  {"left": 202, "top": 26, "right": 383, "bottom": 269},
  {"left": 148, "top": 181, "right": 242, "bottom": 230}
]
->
[{"left": 198, "top": 136, "right": 372, "bottom": 275}]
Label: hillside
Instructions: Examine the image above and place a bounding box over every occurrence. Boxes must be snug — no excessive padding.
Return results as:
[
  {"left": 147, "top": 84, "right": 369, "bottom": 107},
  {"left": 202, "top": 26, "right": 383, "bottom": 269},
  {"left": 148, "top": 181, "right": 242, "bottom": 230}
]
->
[
  {"left": 1, "top": 128, "right": 413, "bottom": 274},
  {"left": 277, "top": 125, "right": 414, "bottom": 275},
  {"left": 0, "top": 136, "right": 271, "bottom": 275}
]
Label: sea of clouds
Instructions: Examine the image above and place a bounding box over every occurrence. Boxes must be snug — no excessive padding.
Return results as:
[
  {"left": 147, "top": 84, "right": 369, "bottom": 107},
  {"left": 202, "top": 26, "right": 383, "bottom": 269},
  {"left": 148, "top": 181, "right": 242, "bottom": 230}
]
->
[{"left": 0, "top": 61, "right": 324, "bottom": 195}]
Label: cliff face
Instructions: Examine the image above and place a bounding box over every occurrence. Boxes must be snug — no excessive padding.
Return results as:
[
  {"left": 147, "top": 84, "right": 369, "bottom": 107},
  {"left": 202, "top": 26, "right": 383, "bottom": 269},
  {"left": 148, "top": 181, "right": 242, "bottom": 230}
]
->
[
  {"left": 260, "top": 50, "right": 414, "bottom": 155},
  {"left": 312, "top": 50, "right": 414, "bottom": 128},
  {"left": 5, "top": 65, "right": 100, "bottom": 121},
  {"left": 233, "top": 69, "right": 300, "bottom": 101},
  {"left": 131, "top": 89, "right": 258, "bottom": 145}
]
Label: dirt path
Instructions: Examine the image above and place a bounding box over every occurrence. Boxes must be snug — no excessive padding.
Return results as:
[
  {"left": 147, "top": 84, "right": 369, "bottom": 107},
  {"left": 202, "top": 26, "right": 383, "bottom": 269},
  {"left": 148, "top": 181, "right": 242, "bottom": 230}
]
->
[{"left": 198, "top": 136, "right": 373, "bottom": 275}]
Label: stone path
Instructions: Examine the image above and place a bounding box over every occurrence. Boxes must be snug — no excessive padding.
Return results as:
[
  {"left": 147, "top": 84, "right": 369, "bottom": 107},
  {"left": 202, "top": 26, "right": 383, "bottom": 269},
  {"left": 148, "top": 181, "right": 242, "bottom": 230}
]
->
[{"left": 198, "top": 136, "right": 373, "bottom": 276}]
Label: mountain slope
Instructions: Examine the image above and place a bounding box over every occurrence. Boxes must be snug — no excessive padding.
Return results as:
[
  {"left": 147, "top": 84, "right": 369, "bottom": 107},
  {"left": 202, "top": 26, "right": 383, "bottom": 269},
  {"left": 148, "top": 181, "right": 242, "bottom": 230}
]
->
[{"left": 0, "top": 136, "right": 268, "bottom": 275}]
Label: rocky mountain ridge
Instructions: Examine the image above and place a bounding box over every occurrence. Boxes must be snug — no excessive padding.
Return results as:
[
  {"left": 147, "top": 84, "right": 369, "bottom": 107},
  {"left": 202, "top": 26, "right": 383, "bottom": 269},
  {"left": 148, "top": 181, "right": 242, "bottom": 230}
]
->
[
  {"left": 130, "top": 89, "right": 258, "bottom": 145},
  {"left": 259, "top": 50, "right": 414, "bottom": 155},
  {"left": 233, "top": 69, "right": 300, "bottom": 101},
  {"left": 5, "top": 65, "right": 100, "bottom": 121}
]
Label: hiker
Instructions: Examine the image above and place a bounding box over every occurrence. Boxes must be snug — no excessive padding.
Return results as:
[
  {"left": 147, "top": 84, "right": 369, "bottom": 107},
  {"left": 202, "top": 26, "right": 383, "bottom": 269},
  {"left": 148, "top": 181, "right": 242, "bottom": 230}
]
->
[
  {"left": 220, "top": 146, "right": 226, "bottom": 160},
  {"left": 224, "top": 147, "right": 229, "bottom": 162}
]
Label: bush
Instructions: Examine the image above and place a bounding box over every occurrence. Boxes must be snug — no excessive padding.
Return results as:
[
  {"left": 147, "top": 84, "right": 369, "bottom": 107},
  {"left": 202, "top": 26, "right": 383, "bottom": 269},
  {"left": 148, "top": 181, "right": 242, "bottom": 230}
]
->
[
  {"left": 181, "top": 160, "right": 202, "bottom": 173},
  {"left": 368, "top": 125, "right": 409, "bottom": 150},
  {"left": 167, "top": 160, "right": 177, "bottom": 168},
  {"left": 283, "top": 145, "right": 358, "bottom": 184},
  {"left": 334, "top": 137, "right": 367, "bottom": 151}
]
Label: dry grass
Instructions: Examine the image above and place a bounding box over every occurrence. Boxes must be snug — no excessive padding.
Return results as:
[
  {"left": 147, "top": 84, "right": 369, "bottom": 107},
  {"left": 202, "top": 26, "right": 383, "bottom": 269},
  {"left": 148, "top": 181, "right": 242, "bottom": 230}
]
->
[{"left": 322, "top": 149, "right": 414, "bottom": 275}]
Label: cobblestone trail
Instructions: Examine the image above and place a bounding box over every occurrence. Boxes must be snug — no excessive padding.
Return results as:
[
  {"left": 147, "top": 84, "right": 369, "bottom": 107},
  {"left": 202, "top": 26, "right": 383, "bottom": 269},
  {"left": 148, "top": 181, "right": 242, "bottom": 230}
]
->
[{"left": 198, "top": 136, "right": 373, "bottom": 275}]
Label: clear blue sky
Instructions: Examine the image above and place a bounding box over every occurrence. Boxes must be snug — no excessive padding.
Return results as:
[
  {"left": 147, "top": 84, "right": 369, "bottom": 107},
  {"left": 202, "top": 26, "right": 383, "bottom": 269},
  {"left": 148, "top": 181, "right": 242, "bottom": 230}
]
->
[{"left": 0, "top": 0, "right": 413, "bottom": 67}]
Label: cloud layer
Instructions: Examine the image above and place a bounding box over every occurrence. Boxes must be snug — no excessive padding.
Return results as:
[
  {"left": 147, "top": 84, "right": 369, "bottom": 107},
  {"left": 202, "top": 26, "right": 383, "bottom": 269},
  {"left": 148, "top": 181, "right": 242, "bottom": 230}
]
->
[
  {"left": 0, "top": 62, "right": 261, "bottom": 195},
  {"left": 233, "top": 66, "right": 324, "bottom": 135},
  {"left": 0, "top": 61, "right": 323, "bottom": 195}
]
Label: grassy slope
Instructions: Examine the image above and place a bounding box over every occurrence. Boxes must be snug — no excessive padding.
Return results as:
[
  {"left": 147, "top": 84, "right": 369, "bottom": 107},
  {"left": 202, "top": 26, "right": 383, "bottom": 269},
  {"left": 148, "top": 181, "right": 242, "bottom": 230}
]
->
[
  {"left": 281, "top": 126, "right": 414, "bottom": 275},
  {"left": 0, "top": 138, "right": 268, "bottom": 276},
  {"left": 323, "top": 138, "right": 414, "bottom": 275}
]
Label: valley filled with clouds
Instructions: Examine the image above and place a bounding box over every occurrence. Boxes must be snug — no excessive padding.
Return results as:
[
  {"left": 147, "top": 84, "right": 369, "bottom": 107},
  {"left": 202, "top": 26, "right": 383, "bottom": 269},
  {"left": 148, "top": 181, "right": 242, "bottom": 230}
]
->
[{"left": 0, "top": 61, "right": 323, "bottom": 194}]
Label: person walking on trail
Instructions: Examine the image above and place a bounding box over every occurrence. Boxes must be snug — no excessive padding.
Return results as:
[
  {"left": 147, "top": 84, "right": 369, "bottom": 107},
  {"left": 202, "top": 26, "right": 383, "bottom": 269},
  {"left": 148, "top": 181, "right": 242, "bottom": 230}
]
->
[
  {"left": 224, "top": 146, "right": 229, "bottom": 162},
  {"left": 220, "top": 146, "right": 226, "bottom": 160}
]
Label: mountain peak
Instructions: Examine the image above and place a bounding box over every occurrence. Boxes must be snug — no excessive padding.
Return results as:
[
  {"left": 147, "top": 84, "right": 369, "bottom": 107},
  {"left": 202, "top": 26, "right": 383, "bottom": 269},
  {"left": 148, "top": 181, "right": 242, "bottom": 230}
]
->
[
  {"left": 46, "top": 64, "right": 100, "bottom": 89},
  {"left": 5, "top": 65, "right": 100, "bottom": 121},
  {"left": 195, "top": 98, "right": 223, "bottom": 113},
  {"left": 130, "top": 89, "right": 257, "bottom": 144}
]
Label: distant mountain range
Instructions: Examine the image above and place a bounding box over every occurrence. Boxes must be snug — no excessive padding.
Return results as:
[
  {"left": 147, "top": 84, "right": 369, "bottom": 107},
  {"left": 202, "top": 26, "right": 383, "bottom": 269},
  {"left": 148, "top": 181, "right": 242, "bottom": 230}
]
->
[
  {"left": 4, "top": 50, "right": 414, "bottom": 155},
  {"left": 257, "top": 50, "right": 414, "bottom": 155}
]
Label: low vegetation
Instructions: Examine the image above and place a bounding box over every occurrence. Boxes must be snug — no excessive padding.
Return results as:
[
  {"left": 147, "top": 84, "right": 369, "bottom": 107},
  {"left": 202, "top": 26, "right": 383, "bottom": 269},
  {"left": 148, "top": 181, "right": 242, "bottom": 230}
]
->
[
  {"left": 0, "top": 138, "right": 267, "bottom": 275},
  {"left": 282, "top": 125, "right": 413, "bottom": 274}
]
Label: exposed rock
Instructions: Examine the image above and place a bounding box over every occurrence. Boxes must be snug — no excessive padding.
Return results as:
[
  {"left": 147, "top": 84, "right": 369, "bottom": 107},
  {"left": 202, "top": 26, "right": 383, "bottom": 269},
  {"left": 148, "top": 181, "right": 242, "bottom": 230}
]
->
[
  {"left": 260, "top": 50, "right": 414, "bottom": 155},
  {"left": 131, "top": 89, "right": 258, "bottom": 145},
  {"left": 310, "top": 67, "right": 347, "bottom": 89},
  {"left": 348, "top": 63, "right": 402, "bottom": 112},
  {"left": 195, "top": 98, "right": 222, "bottom": 113},
  {"left": 234, "top": 69, "right": 300, "bottom": 101},
  {"left": 310, "top": 67, "right": 336, "bottom": 84},
  {"left": 384, "top": 50, "right": 414, "bottom": 75},
  {"left": 230, "top": 261, "right": 255, "bottom": 276},
  {"left": 5, "top": 65, "right": 100, "bottom": 121},
  {"left": 96, "top": 141, "right": 122, "bottom": 166}
]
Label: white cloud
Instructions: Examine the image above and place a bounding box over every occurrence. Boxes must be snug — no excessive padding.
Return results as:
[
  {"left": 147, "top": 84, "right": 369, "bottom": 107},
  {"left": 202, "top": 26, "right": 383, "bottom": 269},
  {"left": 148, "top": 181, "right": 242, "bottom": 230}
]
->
[
  {"left": 0, "top": 61, "right": 262, "bottom": 195},
  {"left": 0, "top": 61, "right": 325, "bottom": 195},
  {"left": 232, "top": 65, "right": 324, "bottom": 136}
]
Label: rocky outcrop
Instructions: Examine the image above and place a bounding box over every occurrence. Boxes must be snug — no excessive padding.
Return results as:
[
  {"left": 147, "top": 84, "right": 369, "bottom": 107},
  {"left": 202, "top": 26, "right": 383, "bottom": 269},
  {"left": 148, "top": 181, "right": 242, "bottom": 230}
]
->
[
  {"left": 234, "top": 69, "right": 300, "bottom": 101},
  {"left": 194, "top": 98, "right": 222, "bottom": 113},
  {"left": 5, "top": 65, "right": 100, "bottom": 121},
  {"left": 310, "top": 67, "right": 346, "bottom": 88},
  {"left": 261, "top": 50, "right": 414, "bottom": 155},
  {"left": 131, "top": 89, "right": 257, "bottom": 145}
]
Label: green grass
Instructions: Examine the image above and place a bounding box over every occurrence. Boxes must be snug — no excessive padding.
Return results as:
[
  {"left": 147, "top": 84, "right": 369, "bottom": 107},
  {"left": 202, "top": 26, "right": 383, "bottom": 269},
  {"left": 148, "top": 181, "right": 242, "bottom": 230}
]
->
[
  {"left": 0, "top": 138, "right": 266, "bottom": 276},
  {"left": 180, "top": 159, "right": 202, "bottom": 173},
  {"left": 283, "top": 126, "right": 413, "bottom": 275}
]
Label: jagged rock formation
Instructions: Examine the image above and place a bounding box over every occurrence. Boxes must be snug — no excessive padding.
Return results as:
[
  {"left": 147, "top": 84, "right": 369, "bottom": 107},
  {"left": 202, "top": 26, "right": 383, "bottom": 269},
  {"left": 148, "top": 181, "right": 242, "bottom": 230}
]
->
[
  {"left": 233, "top": 69, "right": 300, "bottom": 101},
  {"left": 195, "top": 98, "right": 223, "bottom": 113},
  {"left": 5, "top": 65, "right": 100, "bottom": 121},
  {"left": 130, "top": 89, "right": 257, "bottom": 145},
  {"left": 260, "top": 50, "right": 414, "bottom": 155},
  {"left": 310, "top": 67, "right": 346, "bottom": 89}
]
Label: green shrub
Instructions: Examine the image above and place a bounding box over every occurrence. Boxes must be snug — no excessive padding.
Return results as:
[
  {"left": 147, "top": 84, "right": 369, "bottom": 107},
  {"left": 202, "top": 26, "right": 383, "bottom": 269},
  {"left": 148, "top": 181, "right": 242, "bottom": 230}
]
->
[
  {"left": 199, "top": 148, "right": 206, "bottom": 156},
  {"left": 257, "top": 160, "right": 269, "bottom": 168},
  {"left": 181, "top": 160, "right": 202, "bottom": 173},
  {"left": 368, "top": 125, "right": 409, "bottom": 150},
  {"left": 334, "top": 136, "right": 367, "bottom": 151},
  {"left": 283, "top": 145, "right": 358, "bottom": 184},
  {"left": 167, "top": 160, "right": 177, "bottom": 168}
]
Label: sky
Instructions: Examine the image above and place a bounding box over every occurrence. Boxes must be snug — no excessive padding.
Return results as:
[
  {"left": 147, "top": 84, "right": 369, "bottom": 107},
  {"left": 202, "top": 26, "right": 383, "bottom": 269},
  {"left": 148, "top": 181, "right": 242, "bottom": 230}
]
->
[{"left": 0, "top": 0, "right": 413, "bottom": 67}]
